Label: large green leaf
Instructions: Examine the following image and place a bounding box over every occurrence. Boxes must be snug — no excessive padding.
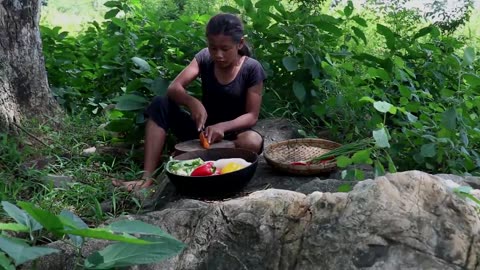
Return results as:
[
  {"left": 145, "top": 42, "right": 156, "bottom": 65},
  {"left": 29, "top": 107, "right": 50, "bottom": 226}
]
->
[
  {"left": 84, "top": 236, "right": 185, "bottom": 269},
  {"left": 105, "top": 118, "right": 134, "bottom": 133},
  {"left": 337, "top": 184, "right": 352, "bottom": 193},
  {"left": 1, "top": 202, "right": 42, "bottom": 232},
  {"left": 104, "top": 9, "right": 120, "bottom": 19},
  {"left": 374, "top": 160, "right": 386, "bottom": 177},
  {"left": 359, "top": 96, "right": 375, "bottom": 103},
  {"left": 336, "top": 156, "right": 352, "bottom": 168},
  {"left": 282, "top": 57, "right": 298, "bottom": 71},
  {"left": 352, "top": 26, "right": 367, "bottom": 44},
  {"left": 104, "top": 1, "right": 122, "bottom": 8},
  {"left": 0, "top": 251, "right": 15, "bottom": 270},
  {"left": 303, "top": 52, "right": 316, "bottom": 69},
  {"left": 60, "top": 210, "right": 88, "bottom": 248},
  {"left": 0, "top": 236, "right": 59, "bottom": 266},
  {"left": 372, "top": 128, "right": 390, "bottom": 148},
  {"left": 441, "top": 107, "right": 457, "bottom": 130},
  {"left": 352, "top": 15, "right": 367, "bottom": 27},
  {"left": 385, "top": 152, "right": 397, "bottom": 173},
  {"left": 406, "top": 112, "right": 418, "bottom": 123},
  {"left": 0, "top": 223, "right": 29, "bottom": 232},
  {"left": 351, "top": 150, "right": 372, "bottom": 164},
  {"left": 367, "top": 67, "right": 390, "bottom": 81},
  {"left": 399, "top": 85, "right": 411, "bottom": 98},
  {"left": 244, "top": 0, "right": 254, "bottom": 13},
  {"left": 107, "top": 220, "right": 178, "bottom": 240},
  {"left": 344, "top": 1, "right": 354, "bottom": 17},
  {"left": 373, "top": 101, "right": 396, "bottom": 114},
  {"left": 111, "top": 18, "right": 126, "bottom": 28},
  {"left": 413, "top": 26, "right": 433, "bottom": 40},
  {"left": 131, "top": 57, "right": 151, "bottom": 73},
  {"left": 463, "top": 47, "right": 475, "bottom": 66},
  {"left": 17, "top": 202, "right": 64, "bottom": 232},
  {"left": 420, "top": 143, "right": 436, "bottom": 158},
  {"left": 114, "top": 94, "right": 148, "bottom": 111},
  {"left": 63, "top": 228, "right": 152, "bottom": 244},
  {"left": 354, "top": 53, "right": 384, "bottom": 66},
  {"left": 463, "top": 73, "right": 480, "bottom": 87},
  {"left": 455, "top": 186, "right": 473, "bottom": 194},
  {"left": 354, "top": 169, "right": 365, "bottom": 180},
  {"left": 293, "top": 81, "right": 306, "bottom": 102},
  {"left": 316, "top": 22, "right": 342, "bottom": 37},
  {"left": 376, "top": 24, "right": 395, "bottom": 50}
]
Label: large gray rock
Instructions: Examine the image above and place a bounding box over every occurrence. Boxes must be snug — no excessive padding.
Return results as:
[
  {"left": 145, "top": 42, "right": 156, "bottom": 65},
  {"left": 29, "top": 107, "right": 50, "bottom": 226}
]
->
[
  {"left": 253, "top": 118, "right": 301, "bottom": 148},
  {"left": 29, "top": 171, "right": 480, "bottom": 270},
  {"left": 437, "top": 174, "right": 480, "bottom": 189}
]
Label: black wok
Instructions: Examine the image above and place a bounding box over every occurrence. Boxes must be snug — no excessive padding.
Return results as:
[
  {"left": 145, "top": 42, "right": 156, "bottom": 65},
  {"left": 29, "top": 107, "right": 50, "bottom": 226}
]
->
[{"left": 165, "top": 148, "right": 258, "bottom": 198}]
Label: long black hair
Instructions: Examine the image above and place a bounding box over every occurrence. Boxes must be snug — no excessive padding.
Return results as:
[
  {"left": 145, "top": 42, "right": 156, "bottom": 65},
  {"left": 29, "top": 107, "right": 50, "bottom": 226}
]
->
[{"left": 206, "top": 13, "right": 251, "bottom": 57}]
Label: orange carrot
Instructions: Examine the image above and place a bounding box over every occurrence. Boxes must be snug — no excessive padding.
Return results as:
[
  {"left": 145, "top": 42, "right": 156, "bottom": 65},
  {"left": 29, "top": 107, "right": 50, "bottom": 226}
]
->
[{"left": 199, "top": 132, "right": 210, "bottom": 149}]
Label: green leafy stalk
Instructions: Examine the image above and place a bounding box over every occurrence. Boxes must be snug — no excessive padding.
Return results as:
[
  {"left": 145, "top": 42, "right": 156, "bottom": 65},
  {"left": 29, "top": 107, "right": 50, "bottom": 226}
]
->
[{"left": 310, "top": 138, "right": 376, "bottom": 162}]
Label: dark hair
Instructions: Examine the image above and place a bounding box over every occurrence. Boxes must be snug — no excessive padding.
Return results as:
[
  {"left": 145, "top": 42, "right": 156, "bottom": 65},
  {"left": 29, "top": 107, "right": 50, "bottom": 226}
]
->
[{"left": 206, "top": 13, "right": 251, "bottom": 57}]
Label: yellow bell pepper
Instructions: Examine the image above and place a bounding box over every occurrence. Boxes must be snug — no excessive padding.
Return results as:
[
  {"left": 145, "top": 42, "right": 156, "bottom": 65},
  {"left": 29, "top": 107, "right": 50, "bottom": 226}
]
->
[{"left": 220, "top": 162, "right": 244, "bottom": 174}]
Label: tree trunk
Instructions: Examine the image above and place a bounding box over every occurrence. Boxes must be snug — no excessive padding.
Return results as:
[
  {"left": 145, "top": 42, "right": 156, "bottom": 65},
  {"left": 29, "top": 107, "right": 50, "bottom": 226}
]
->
[{"left": 0, "top": 0, "right": 58, "bottom": 132}]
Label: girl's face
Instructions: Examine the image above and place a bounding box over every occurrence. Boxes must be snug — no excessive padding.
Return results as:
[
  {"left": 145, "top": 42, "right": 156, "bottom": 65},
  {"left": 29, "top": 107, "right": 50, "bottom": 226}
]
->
[{"left": 207, "top": 34, "right": 243, "bottom": 69}]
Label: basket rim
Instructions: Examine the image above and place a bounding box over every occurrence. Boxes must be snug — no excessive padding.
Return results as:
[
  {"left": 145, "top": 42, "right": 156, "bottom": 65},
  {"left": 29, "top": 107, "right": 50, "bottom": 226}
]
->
[{"left": 263, "top": 138, "right": 341, "bottom": 173}]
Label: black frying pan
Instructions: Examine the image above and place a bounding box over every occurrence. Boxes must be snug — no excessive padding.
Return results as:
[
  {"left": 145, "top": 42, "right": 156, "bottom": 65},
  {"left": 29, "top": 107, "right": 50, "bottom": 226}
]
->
[{"left": 165, "top": 148, "right": 258, "bottom": 198}]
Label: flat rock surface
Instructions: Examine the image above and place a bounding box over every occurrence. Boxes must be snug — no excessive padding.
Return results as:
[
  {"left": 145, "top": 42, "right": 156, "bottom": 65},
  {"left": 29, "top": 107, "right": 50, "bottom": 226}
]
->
[{"left": 29, "top": 171, "right": 480, "bottom": 270}]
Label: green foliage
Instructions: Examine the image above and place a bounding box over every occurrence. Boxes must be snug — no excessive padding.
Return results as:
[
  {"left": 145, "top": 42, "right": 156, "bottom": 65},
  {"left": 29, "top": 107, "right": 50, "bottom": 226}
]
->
[
  {"left": 232, "top": 0, "right": 480, "bottom": 176},
  {"left": 0, "top": 113, "right": 149, "bottom": 224},
  {"left": 40, "top": 0, "right": 480, "bottom": 176},
  {"left": 41, "top": 0, "right": 211, "bottom": 144},
  {"left": 0, "top": 201, "right": 185, "bottom": 268}
]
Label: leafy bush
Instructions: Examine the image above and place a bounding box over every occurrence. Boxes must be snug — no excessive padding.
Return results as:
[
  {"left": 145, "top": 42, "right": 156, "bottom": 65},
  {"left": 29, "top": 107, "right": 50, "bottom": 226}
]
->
[
  {"left": 224, "top": 0, "right": 480, "bottom": 176},
  {"left": 0, "top": 201, "right": 184, "bottom": 269},
  {"left": 41, "top": 0, "right": 480, "bottom": 176}
]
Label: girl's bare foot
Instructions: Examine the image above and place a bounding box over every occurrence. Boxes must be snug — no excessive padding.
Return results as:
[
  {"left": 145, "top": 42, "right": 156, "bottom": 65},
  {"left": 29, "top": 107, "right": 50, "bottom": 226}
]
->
[{"left": 112, "top": 178, "right": 154, "bottom": 191}]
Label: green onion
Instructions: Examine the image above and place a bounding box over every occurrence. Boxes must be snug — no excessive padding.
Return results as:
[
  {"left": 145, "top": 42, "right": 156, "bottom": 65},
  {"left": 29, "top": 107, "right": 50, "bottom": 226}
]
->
[{"left": 309, "top": 138, "right": 375, "bottom": 163}]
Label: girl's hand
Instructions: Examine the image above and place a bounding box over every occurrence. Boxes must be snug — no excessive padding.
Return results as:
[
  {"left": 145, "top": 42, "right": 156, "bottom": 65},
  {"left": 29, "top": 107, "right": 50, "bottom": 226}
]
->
[
  {"left": 189, "top": 100, "right": 208, "bottom": 131},
  {"left": 205, "top": 124, "right": 225, "bottom": 144}
]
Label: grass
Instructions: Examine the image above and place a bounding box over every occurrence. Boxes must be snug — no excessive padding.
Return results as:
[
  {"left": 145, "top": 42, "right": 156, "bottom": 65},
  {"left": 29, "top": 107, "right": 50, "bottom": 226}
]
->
[{"left": 0, "top": 111, "right": 147, "bottom": 226}]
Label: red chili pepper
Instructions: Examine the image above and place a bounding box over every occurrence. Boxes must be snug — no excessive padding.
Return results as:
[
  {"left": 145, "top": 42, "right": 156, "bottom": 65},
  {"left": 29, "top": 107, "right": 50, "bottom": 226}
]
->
[
  {"left": 291, "top": 161, "right": 309, "bottom": 166},
  {"left": 191, "top": 162, "right": 216, "bottom": 176}
]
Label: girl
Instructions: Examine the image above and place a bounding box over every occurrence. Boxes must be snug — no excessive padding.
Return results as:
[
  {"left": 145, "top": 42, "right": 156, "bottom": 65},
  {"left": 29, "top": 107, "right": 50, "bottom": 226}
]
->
[{"left": 113, "top": 13, "right": 266, "bottom": 190}]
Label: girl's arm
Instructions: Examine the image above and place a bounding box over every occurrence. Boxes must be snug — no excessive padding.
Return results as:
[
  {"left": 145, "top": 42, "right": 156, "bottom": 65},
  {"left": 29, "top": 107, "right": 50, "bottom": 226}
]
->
[
  {"left": 167, "top": 59, "right": 207, "bottom": 131},
  {"left": 167, "top": 58, "right": 200, "bottom": 107}
]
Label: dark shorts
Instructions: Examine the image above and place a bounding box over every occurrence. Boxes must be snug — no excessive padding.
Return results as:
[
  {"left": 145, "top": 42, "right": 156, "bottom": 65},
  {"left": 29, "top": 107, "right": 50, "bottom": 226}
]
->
[{"left": 144, "top": 96, "right": 264, "bottom": 153}]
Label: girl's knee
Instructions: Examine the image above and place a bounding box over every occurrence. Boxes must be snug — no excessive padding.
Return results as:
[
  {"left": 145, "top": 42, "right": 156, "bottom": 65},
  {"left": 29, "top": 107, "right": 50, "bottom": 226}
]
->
[{"left": 235, "top": 131, "right": 263, "bottom": 153}]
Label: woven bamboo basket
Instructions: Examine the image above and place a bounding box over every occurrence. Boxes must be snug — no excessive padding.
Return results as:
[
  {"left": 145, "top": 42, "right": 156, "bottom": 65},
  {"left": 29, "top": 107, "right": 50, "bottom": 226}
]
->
[{"left": 264, "top": 138, "right": 342, "bottom": 175}]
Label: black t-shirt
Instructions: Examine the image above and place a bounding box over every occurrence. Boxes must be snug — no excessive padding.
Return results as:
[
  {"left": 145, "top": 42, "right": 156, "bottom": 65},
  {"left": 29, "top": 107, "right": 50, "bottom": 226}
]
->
[{"left": 194, "top": 48, "right": 266, "bottom": 126}]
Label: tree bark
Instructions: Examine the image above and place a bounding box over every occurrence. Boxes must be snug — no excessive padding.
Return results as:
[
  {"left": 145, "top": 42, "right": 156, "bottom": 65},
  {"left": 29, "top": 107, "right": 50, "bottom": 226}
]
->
[{"left": 0, "top": 0, "right": 58, "bottom": 132}]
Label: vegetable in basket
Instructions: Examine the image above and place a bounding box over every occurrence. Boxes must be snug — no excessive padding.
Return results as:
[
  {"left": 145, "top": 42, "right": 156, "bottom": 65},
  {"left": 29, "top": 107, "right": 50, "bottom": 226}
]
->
[{"left": 290, "top": 139, "right": 374, "bottom": 166}]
